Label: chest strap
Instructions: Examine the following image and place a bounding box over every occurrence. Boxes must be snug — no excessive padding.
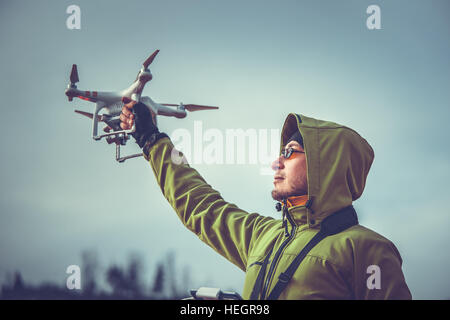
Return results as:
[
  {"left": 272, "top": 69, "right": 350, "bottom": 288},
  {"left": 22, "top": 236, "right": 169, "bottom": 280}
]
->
[
  {"left": 249, "top": 247, "right": 273, "bottom": 300},
  {"left": 266, "top": 205, "right": 358, "bottom": 300}
]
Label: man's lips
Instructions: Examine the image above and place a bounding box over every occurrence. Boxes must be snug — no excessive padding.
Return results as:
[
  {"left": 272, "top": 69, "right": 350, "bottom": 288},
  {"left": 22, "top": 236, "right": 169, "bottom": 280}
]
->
[{"left": 273, "top": 176, "right": 284, "bottom": 183}]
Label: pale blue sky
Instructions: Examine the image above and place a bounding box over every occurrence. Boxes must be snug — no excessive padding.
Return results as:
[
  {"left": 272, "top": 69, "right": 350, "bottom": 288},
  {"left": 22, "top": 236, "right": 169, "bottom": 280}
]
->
[{"left": 0, "top": 0, "right": 449, "bottom": 299}]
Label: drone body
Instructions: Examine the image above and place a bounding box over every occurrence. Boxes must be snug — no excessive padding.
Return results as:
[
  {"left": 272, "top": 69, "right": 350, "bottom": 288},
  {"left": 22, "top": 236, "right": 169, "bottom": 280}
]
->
[{"left": 65, "top": 50, "right": 218, "bottom": 162}]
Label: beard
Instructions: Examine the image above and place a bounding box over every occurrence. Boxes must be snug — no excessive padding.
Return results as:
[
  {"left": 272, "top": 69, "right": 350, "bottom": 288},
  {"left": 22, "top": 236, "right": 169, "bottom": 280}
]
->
[
  {"left": 271, "top": 189, "right": 292, "bottom": 202},
  {"left": 271, "top": 186, "right": 308, "bottom": 202}
]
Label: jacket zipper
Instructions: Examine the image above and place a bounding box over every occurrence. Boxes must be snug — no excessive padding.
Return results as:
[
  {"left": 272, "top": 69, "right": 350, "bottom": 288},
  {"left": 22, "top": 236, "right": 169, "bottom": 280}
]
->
[{"left": 260, "top": 209, "right": 296, "bottom": 300}]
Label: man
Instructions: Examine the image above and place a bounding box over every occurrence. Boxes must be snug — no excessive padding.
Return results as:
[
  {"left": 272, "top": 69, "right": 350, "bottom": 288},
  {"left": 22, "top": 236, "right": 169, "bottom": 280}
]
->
[{"left": 119, "top": 101, "right": 412, "bottom": 299}]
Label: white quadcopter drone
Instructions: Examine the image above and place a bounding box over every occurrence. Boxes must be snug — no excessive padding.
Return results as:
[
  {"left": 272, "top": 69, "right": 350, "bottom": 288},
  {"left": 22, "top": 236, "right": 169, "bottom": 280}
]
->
[{"left": 65, "top": 49, "right": 218, "bottom": 162}]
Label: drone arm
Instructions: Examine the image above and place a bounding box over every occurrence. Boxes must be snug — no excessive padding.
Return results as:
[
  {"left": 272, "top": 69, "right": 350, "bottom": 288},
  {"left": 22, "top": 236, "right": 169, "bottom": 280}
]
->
[{"left": 156, "top": 105, "right": 186, "bottom": 118}]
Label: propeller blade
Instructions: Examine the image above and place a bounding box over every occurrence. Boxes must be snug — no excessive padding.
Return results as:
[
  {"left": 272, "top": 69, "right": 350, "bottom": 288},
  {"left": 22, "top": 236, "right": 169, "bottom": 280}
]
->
[
  {"left": 74, "top": 110, "right": 103, "bottom": 122},
  {"left": 160, "top": 103, "right": 219, "bottom": 111},
  {"left": 143, "top": 50, "right": 160, "bottom": 69},
  {"left": 184, "top": 104, "right": 219, "bottom": 112},
  {"left": 70, "top": 64, "right": 79, "bottom": 84}
]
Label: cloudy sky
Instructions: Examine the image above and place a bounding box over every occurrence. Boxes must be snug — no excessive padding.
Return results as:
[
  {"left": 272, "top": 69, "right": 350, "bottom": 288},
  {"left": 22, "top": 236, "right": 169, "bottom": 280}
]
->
[{"left": 0, "top": 0, "right": 449, "bottom": 299}]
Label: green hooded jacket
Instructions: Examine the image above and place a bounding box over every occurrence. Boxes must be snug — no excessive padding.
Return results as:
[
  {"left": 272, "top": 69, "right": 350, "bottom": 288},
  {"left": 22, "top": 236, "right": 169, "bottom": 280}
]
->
[{"left": 145, "top": 113, "right": 412, "bottom": 300}]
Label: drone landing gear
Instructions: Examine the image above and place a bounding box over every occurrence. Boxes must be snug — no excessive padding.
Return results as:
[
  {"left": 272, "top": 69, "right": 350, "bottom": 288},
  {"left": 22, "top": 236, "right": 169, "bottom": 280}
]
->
[{"left": 115, "top": 143, "right": 143, "bottom": 163}]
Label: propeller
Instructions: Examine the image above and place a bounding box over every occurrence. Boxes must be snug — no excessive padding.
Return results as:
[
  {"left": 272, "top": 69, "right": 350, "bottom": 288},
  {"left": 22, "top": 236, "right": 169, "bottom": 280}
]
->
[
  {"left": 143, "top": 50, "right": 160, "bottom": 69},
  {"left": 70, "top": 64, "right": 79, "bottom": 84},
  {"left": 161, "top": 103, "right": 219, "bottom": 112}
]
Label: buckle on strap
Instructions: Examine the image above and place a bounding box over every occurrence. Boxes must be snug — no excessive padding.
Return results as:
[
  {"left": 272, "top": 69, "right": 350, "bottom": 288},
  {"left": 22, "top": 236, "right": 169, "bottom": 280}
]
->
[{"left": 278, "top": 272, "right": 290, "bottom": 284}]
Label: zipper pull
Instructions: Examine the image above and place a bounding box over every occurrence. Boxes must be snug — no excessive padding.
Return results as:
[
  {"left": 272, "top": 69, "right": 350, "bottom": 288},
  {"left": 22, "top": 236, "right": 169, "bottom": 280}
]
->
[
  {"left": 275, "top": 202, "right": 282, "bottom": 212},
  {"left": 282, "top": 199, "right": 289, "bottom": 237}
]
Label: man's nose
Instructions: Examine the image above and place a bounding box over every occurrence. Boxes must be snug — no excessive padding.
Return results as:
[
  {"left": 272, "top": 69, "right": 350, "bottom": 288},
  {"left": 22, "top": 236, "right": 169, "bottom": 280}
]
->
[{"left": 271, "top": 156, "right": 284, "bottom": 171}]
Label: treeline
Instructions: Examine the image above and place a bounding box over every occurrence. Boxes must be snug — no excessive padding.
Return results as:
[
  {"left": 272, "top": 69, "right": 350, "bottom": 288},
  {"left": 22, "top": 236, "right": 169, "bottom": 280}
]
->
[{"left": 1, "top": 250, "right": 193, "bottom": 300}]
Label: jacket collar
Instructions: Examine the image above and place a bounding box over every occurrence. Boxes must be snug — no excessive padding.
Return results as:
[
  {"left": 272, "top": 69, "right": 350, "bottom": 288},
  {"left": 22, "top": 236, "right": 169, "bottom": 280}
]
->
[
  {"left": 286, "top": 195, "right": 308, "bottom": 208},
  {"left": 280, "top": 195, "right": 317, "bottom": 230}
]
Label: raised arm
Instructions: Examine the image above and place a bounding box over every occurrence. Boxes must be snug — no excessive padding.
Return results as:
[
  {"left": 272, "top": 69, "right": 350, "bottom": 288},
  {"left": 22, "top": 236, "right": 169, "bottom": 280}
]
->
[{"left": 120, "top": 100, "right": 276, "bottom": 271}]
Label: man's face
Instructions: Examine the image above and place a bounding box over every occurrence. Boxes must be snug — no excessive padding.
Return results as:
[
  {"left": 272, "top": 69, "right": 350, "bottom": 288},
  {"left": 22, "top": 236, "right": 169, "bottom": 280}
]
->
[{"left": 271, "top": 140, "right": 308, "bottom": 201}]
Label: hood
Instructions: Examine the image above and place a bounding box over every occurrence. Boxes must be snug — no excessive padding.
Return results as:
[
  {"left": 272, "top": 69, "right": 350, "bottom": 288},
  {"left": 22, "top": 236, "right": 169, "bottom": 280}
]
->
[{"left": 280, "top": 113, "right": 374, "bottom": 225}]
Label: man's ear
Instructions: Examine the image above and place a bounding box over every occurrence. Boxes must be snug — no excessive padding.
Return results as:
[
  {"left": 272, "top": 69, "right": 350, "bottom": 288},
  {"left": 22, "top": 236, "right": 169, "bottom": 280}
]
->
[{"left": 286, "top": 141, "right": 302, "bottom": 150}]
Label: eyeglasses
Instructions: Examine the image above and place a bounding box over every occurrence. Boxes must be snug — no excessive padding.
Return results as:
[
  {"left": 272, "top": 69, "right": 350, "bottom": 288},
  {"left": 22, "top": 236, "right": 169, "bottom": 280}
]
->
[{"left": 281, "top": 147, "right": 305, "bottom": 159}]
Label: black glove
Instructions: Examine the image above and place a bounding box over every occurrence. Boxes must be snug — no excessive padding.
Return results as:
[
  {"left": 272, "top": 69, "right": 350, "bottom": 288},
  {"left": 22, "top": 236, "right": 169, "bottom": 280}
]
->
[{"left": 131, "top": 102, "right": 159, "bottom": 148}]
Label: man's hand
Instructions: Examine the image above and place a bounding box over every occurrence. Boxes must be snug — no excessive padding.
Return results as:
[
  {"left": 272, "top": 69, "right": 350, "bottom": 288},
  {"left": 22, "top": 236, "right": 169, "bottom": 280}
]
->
[
  {"left": 120, "top": 98, "right": 159, "bottom": 148},
  {"left": 119, "top": 99, "right": 137, "bottom": 131}
]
